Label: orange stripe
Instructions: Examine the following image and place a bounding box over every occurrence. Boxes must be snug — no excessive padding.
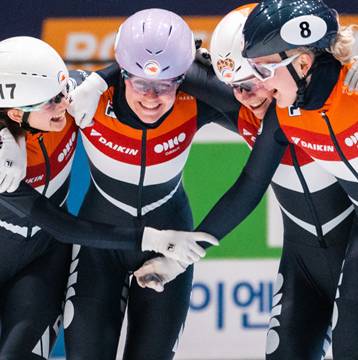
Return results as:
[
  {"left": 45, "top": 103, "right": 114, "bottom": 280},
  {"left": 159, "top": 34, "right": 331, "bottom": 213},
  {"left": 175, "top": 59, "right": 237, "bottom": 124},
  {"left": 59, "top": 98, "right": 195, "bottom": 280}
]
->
[
  {"left": 278, "top": 65, "right": 358, "bottom": 134},
  {"left": 94, "top": 89, "right": 197, "bottom": 139},
  {"left": 27, "top": 115, "right": 76, "bottom": 167}
]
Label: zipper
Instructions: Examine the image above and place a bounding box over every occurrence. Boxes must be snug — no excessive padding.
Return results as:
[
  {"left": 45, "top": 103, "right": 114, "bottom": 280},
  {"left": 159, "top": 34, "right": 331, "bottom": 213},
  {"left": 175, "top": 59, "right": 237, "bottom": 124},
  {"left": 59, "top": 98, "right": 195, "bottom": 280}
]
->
[
  {"left": 38, "top": 135, "right": 51, "bottom": 197},
  {"left": 289, "top": 144, "right": 327, "bottom": 248},
  {"left": 137, "top": 129, "right": 147, "bottom": 220},
  {"left": 26, "top": 134, "right": 51, "bottom": 238},
  {"left": 321, "top": 111, "right": 358, "bottom": 181}
]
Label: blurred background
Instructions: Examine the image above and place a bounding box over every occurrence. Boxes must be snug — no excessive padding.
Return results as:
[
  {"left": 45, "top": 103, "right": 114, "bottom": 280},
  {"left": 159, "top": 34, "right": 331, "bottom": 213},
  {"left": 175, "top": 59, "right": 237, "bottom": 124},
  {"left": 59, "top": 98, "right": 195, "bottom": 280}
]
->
[{"left": 2, "top": 1, "right": 358, "bottom": 359}]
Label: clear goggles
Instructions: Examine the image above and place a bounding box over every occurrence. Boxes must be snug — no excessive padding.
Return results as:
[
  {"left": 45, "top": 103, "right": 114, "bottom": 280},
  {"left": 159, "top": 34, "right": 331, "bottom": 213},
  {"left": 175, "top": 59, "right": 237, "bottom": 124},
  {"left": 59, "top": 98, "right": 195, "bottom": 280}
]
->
[
  {"left": 249, "top": 54, "right": 299, "bottom": 82},
  {"left": 121, "top": 70, "right": 184, "bottom": 96},
  {"left": 17, "top": 84, "right": 69, "bottom": 112}
]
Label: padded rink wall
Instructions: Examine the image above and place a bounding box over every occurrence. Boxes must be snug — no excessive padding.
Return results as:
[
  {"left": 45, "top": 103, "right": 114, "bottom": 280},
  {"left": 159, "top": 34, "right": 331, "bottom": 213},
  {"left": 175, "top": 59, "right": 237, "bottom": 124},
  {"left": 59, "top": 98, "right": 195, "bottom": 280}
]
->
[{"left": 1, "top": 1, "right": 356, "bottom": 358}]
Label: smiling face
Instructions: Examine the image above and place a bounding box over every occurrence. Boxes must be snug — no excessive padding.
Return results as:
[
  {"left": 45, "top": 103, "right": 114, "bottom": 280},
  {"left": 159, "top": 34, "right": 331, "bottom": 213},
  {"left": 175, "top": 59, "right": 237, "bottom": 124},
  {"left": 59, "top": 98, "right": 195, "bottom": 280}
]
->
[
  {"left": 124, "top": 78, "right": 179, "bottom": 124},
  {"left": 7, "top": 95, "right": 69, "bottom": 132},
  {"left": 233, "top": 81, "right": 274, "bottom": 119}
]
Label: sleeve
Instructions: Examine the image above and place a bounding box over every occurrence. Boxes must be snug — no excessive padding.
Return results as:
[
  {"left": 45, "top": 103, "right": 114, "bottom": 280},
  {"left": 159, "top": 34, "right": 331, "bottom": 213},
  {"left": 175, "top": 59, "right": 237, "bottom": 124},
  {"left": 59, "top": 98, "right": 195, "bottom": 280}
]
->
[
  {"left": 68, "top": 69, "right": 91, "bottom": 87},
  {"left": 0, "top": 182, "right": 144, "bottom": 250},
  {"left": 96, "top": 62, "right": 121, "bottom": 88},
  {"left": 196, "top": 101, "right": 239, "bottom": 132},
  {"left": 181, "top": 61, "right": 241, "bottom": 112},
  {"left": 196, "top": 103, "right": 288, "bottom": 245}
]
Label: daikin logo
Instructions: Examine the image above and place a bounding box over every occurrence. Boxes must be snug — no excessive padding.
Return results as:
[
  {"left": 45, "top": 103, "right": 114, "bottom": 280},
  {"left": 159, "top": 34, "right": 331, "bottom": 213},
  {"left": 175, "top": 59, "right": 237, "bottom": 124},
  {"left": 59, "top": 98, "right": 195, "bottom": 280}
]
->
[
  {"left": 90, "top": 129, "right": 101, "bottom": 137},
  {"left": 90, "top": 129, "right": 138, "bottom": 155},
  {"left": 291, "top": 137, "right": 334, "bottom": 152},
  {"left": 154, "top": 132, "right": 186, "bottom": 154}
]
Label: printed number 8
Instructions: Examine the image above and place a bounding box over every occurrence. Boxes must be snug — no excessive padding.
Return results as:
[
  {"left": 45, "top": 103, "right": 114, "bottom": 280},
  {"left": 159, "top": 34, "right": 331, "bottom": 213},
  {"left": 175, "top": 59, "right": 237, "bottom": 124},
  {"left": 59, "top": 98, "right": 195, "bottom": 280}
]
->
[{"left": 299, "top": 21, "right": 311, "bottom": 38}]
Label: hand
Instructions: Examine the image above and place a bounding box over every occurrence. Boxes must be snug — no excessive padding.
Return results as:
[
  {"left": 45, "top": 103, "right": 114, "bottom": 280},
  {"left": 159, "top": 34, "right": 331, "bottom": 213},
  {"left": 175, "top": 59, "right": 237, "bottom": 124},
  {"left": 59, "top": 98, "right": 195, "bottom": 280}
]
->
[
  {"left": 344, "top": 57, "right": 358, "bottom": 95},
  {"left": 134, "top": 257, "right": 188, "bottom": 292},
  {"left": 141, "top": 227, "right": 219, "bottom": 264},
  {"left": 0, "top": 129, "right": 27, "bottom": 193},
  {"left": 194, "top": 38, "right": 211, "bottom": 67},
  {"left": 67, "top": 72, "right": 108, "bottom": 128}
]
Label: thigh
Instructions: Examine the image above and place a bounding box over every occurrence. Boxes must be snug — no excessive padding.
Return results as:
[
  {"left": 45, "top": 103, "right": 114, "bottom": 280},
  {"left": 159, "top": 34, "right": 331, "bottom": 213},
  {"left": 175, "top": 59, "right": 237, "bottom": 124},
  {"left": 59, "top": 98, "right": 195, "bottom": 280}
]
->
[
  {"left": 0, "top": 241, "right": 71, "bottom": 360},
  {"left": 64, "top": 245, "right": 129, "bottom": 360},
  {"left": 332, "top": 221, "right": 358, "bottom": 360},
  {"left": 123, "top": 265, "right": 194, "bottom": 360},
  {"left": 266, "top": 242, "right": 333, "bottom": 360}
]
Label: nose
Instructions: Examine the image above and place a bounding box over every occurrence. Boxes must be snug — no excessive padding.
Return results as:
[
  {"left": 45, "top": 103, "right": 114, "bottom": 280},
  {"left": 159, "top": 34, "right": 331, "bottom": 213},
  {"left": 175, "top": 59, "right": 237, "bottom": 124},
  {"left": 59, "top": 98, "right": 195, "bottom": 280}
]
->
[
  {"left": 143, "top": 88, "right": 159, "bottom": 98},
  {"left": 261, "top": 79, "right": 274, "bottom": 91}
]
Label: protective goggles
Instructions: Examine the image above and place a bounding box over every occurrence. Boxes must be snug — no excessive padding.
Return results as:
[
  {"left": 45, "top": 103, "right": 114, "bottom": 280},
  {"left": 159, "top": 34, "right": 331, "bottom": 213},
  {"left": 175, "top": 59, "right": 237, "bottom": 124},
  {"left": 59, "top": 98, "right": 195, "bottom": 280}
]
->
[
  {"left": 17, "top": 84, "right": 69, "bottom": 112},
  {"left": 121, "top": 70, "right": 184, "bottom": 96},
  {"left": 230, "top": 79, "right": 262, "bottom": 93},
  {"left": 249, "top": 54, "right": 299, "bottom": 82}
]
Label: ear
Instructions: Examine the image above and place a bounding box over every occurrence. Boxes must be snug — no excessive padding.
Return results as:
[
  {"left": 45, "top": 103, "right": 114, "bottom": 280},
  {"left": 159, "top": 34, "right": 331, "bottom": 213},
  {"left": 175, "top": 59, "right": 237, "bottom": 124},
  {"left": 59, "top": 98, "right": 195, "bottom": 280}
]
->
[
  {"left": 7, "top": 109, "right": 23, "bottom": 124},
  {"left": 298, "top": 53, "right": 314, "bottom": 78}
]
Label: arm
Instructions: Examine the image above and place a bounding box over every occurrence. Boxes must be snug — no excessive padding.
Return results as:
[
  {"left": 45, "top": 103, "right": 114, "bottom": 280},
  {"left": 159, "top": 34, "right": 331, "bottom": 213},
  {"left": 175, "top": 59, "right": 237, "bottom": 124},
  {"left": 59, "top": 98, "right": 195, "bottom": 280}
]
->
[
  {"left": 0, "top": 180, "right": 218, "bottom": 262},
  {"left": 0, "top": 181, "right": 144, "bottom": 250},
  {"left": 196, "top": 103, "right": 288, "bottom": 245},
  {"left": 181, "top": 60, "right": 240, "bottom": 112}
]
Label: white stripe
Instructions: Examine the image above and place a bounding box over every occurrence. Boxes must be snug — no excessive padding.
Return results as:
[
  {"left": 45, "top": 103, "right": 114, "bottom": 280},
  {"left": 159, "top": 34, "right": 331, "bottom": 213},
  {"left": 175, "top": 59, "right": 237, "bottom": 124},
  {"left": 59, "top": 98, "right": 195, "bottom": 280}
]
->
[
  {"left": 349, "top": 195, "right": 358, "bottom": 206},
  {"left": 322, "top": 205, "right": 354, "bottom": 235},
  {"left": 42, "top": 326, "right": 50, "bottom": 358},
  {"left": 311, "top": 157, "right": 358, "bottom": 182},
  {"left": 0, "top": 191, "right": 69, "bottom": 238},
  {"left": 82, "top": 131, "right": 192, "bottom": 186},
  {"left": 0, "top": 219, "right": 32, "bottom": 237},
  {"left": 34, "top": 154, "right": 74, "bottom": 198},
  {"left": 272, "top": 162, "right": 337, "bottom": 193},
  {"left": 278, "top": 203, "right": 354, "bottom": 236},
  {"left": 193, "top": 123, "right": 244, "bottom": 143},
  {"left": 143, "top": 147, "right": 191, "bottom": 186},
  {"left": 91, "top": 174, "right": 181, "bottom": 217},
  {"left": 82, "top": 131, "right": 141, "bottom": 184}
]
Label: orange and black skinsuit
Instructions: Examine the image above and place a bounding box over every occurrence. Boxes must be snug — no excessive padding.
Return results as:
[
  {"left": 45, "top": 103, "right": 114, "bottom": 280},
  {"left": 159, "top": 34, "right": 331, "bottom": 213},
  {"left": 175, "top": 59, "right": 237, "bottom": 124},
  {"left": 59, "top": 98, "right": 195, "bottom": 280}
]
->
[
  {"left": 63, "top": 68, "right": 239, "bottom": 360},
  {"left": 0, "top": 72, "right": 168, "bottom": 358},
  {"left": 0, "top": 119, "right": 76, "bottom": 359},
  {"left": 182, "top": 57, "right": 356, "bottom": 360}
]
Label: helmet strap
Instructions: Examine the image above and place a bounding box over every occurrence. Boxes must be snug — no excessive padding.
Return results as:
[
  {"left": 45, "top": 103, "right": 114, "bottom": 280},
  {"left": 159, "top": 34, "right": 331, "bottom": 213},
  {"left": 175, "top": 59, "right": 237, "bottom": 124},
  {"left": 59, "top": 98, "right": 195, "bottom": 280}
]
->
[
  {"left": 20, "top": 112, "right": 42, "bottom": 134},
  {"left": 279, "top": 52, "right": 307, "bottom": 108}
]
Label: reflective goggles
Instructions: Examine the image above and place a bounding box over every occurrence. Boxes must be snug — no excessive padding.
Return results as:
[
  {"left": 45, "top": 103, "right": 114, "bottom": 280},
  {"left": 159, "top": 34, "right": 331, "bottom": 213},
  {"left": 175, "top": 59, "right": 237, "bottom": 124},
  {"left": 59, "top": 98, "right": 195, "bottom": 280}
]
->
[
  {"left": 230, "top": 78, "right": 262, "bottom": 93},
  {"left": 17, "top": 84, "right": 69, "bottom": 112},
  {"left": 249, "top": 54, "right": 299, "bottom": 82},
  {"left": 121, "top": 70, "right": 184, "bottom": 96}
]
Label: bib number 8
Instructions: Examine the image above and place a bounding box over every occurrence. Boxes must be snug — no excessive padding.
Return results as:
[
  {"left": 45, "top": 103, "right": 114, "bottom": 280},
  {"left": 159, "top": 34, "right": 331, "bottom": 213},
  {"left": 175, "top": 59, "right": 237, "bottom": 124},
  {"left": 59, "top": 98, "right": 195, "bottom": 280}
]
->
[{"left": 299, "top": 21, "right": 311, "bottom": 39}]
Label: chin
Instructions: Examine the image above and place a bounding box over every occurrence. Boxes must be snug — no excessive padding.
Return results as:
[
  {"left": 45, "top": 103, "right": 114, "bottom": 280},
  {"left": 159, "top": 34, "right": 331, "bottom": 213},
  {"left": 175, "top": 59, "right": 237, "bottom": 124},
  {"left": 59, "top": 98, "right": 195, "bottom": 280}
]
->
[{"left": 138, "top": 111, "right": 163, "bottom": 124}]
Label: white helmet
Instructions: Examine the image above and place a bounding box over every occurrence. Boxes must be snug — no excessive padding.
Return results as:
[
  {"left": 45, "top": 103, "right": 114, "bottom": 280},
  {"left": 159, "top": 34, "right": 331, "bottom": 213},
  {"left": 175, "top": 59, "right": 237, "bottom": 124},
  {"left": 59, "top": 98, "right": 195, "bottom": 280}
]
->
[
  {"left": 210, "top": 4, "right": 257, "bottom": 85},
  {"left": 0, "top": 36, "right": 68, "bottom": 108}
]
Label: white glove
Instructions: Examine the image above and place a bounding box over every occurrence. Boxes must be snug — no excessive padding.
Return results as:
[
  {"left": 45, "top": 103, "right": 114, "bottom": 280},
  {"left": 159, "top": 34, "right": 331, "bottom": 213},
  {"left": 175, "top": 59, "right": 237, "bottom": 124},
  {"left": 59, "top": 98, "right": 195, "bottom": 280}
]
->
[
  {"left": 344, "top": 57, "right": 358, "bottom": 94},
  {"left": 67, "top": 72, "right": 108, "bottom": 128},
  {"left": 0, "top": 129, "right": 27, "bottom": 193},
  {"left": 142, "top": 227, "right": 218, "bottom": 264},
  {"left": 134, "top": 257, "right": 188, "bottom": 292}
]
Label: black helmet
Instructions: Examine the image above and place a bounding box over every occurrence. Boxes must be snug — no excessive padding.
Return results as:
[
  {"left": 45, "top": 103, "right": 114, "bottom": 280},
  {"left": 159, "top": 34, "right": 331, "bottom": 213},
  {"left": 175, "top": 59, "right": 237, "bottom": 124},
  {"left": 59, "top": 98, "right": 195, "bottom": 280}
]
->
[{"left": 242, "top": 0, "right": 338, "bottom": 58}]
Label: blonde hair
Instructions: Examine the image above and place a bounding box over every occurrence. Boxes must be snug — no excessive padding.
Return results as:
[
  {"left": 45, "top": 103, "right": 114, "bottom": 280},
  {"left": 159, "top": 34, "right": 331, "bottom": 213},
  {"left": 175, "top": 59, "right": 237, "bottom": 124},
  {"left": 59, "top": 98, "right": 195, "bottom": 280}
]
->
[{"left": 329, "top": 24, "right": 357, "bottom": 64}]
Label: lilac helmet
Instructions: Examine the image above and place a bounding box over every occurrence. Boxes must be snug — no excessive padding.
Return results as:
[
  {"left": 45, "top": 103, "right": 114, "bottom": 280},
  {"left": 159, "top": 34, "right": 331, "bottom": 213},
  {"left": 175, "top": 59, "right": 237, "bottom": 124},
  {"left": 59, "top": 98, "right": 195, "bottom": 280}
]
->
[{"left": 114, "top": 9, "right": 195, "bottom": 80}]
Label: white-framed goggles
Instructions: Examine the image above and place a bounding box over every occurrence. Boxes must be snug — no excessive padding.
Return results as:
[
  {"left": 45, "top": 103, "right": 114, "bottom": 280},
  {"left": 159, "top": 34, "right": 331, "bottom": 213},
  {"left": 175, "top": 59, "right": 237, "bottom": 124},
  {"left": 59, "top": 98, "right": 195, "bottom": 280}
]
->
[
  {"left": 121, "top": 70, "right": 184, "bottom": 96},
  {"left": 249, "top": 54, "right": 300, "bottom": 82}
]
